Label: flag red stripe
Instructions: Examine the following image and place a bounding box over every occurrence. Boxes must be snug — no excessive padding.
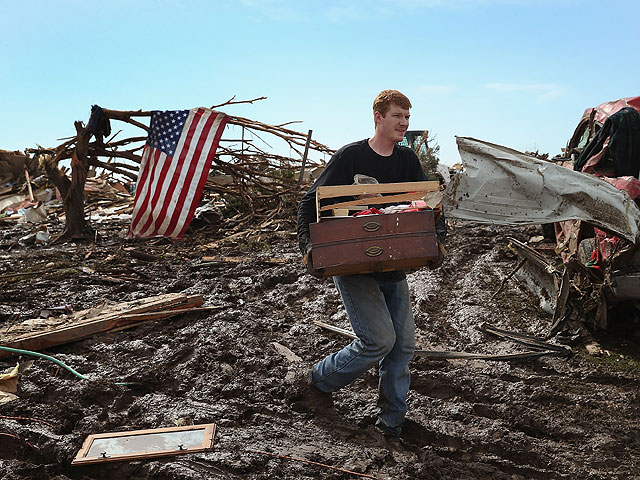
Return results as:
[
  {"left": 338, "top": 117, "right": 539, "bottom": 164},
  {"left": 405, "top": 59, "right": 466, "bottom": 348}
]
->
[
  {"left": 176, "top": 113, "right": 229, "bottom": 237},
  {"left": 130, "top": 147, "right": 162, "bottom": 235},
  {"left": 162, "top": 109, "right": 219, "bottom": 237},
  {"left": 137, "top": 111, "right": 205, "bottom": 236}
]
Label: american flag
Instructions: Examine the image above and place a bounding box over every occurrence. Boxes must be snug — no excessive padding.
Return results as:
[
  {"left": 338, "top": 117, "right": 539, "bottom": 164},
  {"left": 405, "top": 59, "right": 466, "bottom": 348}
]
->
[{"left": 128, "top": 108, "right": 228, "bottom": 238}]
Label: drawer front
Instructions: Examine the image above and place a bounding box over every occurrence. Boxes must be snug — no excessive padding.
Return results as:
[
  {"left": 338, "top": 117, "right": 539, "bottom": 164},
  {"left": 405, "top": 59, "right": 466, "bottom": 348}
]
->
[
  {"left": 311, "top": 232, "right": 438, "bottom": 274},
  {"left": 310, "top": 210, "right": 435, "bottom": 244}
]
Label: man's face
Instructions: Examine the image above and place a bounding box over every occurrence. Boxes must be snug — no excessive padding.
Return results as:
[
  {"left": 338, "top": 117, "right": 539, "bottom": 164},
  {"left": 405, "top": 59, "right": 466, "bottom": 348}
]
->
[{"left": 375, "top": 104, "right": 410, "bottom": 143}]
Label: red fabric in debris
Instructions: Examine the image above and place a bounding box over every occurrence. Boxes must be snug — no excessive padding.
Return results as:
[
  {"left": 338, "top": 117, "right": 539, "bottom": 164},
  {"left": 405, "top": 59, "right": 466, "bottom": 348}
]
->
[
  {"left": 589, "top": 247, "right": 602, "bottom": 272},
  {"left": 600, "top": 175, "right": 640, "bottom": 199},
  {"left": 594, "top": 227, "right": 620, "bottom": 261},
  {"left": 353, "top": 207, "right": 384, "bottom": 217}
]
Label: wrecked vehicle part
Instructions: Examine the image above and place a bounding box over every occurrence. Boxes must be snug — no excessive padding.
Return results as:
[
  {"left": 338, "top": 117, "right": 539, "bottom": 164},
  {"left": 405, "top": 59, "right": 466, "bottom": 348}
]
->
[
  {"left": 443, "top": 136, "right": 640, "bottom": 243},
  {"left": 556, "top": 96, "right": 640, "bottom": 164},
  {"left": 573, "top": 106, "right": 640, "bottom": 177},
  {"left": 611, "top": 271, "right": 640, "bottom": 300},
  {"left": 478, "top": 323, "right": 572, "bottom": 356},
  {"left": 508, "top": 234, "right": 611, "bottom": 333},
  {"left": 551, "top": 177, "right": 640, "bottom": 263},
  {"left": 446, "top": 136, "right": 640, "bottom": 330},
  {"left": 542, "top": 97, "right": 640, "bottom": 316},
  {"left": 506, "top": 238, "right": 560, "bottom": 314},
  {"left": 314, "top": 318, "right": 571, "bottom": 362}
]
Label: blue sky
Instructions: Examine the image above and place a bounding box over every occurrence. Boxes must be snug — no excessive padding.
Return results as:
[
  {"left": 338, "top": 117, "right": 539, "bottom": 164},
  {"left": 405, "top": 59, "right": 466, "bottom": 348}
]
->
[{"left": 1, "top": 0, "right": 639, "bottom": 165}]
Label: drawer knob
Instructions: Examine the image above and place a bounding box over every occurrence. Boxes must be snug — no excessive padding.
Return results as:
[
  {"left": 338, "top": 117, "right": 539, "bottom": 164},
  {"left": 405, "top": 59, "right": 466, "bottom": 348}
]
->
[
  {"left": 365, "top": 245, "right": 384, "bottom": 257},
  {"left": 362, "top": 221, "right": 381, "bottom": 232}
]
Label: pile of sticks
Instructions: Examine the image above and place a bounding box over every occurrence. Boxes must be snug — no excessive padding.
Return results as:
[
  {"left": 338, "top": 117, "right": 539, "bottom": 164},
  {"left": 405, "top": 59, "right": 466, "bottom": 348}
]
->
[{"left": 27, "top": 97, "right": 332, "bottom": 224}]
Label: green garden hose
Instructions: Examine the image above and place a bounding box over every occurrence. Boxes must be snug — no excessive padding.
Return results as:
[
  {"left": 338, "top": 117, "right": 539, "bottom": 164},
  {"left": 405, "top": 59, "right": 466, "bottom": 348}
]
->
[{"left": 0, "top": 346, "right": 133, "bottom": 386}]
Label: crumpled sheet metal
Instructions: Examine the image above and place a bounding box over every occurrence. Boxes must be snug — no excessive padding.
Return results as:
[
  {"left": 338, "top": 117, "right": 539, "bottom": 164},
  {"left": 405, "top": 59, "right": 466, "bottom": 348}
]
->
[{"left": 443, "top": 137, "right": 640, "bottom": 243}]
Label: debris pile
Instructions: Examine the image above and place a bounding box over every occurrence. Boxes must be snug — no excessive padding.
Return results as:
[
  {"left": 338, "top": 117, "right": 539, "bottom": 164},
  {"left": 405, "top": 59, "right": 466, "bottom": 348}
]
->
[
  {"left": 1, "top": 217, "right": 639, "bottom": 479},
  {"left": 446, "top": 136, "right": 640, "bottom": 338},
  {"left": 14, "top": 98, "right": 331, "bottom": 241}
]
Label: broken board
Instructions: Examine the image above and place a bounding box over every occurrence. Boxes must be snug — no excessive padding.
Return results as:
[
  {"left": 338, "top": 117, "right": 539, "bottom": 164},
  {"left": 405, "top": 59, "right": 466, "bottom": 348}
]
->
[{"left": 0, "top": 293, "right": 204, "bottom": 359}]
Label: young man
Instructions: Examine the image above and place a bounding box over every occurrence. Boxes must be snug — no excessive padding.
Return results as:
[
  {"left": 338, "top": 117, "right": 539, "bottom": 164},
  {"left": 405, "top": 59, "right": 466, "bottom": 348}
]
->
[{"left": 296, "top": 90, "right": 446, "bottom": 439}]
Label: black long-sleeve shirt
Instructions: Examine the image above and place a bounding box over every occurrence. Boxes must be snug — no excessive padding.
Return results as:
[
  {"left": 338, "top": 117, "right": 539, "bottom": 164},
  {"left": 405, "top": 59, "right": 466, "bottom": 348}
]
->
[{"left": 297, "top": 139, "right": 446, "bottom": 257}]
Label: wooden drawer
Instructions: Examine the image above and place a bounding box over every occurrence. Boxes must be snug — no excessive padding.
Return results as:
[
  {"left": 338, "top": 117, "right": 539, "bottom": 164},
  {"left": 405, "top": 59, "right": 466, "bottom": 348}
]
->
[{"left": 310, "top": 210, "right": 438, "bottom": 276}]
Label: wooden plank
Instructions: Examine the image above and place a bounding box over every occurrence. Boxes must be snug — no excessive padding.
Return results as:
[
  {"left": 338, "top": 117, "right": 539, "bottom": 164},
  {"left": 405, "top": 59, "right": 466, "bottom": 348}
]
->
[
  {"left": 5, "top": 293, "right": 190, "bottom": 338},
  {"left": 0, "top": 294, "right": 204, "bottom": 359},
  {"left": 316, "top": 181, "right": 439, "bottom": 199},
  {"left": 200, "top": 256, "right": 288, "bottom": 264},
  {"left": 318, "top": 192, "right": 430, "bottom": 212}
]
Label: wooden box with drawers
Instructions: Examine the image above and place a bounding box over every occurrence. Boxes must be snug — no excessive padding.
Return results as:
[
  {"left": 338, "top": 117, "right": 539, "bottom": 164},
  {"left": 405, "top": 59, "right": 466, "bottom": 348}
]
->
[{"left": 309, "top": 181, "right": 441, "bottom": 277}]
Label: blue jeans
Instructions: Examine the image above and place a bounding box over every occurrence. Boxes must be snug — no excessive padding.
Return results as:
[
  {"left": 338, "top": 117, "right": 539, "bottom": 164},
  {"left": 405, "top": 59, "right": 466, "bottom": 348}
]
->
[{"left": 311, "top": 273, "right": 415, "bottom": 435}]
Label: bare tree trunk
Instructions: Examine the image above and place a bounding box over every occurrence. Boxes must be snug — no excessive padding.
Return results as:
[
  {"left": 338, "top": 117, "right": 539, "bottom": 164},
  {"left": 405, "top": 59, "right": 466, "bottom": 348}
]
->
[{"left": 45, "top": 121, "right": 94, "bottom": 241}]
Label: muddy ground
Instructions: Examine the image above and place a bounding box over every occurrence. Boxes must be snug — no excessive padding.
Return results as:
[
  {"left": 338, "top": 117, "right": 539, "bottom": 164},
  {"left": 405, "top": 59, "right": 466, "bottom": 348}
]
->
[{"left": 0, "top": 215, "right": 639, "bottom": 480}]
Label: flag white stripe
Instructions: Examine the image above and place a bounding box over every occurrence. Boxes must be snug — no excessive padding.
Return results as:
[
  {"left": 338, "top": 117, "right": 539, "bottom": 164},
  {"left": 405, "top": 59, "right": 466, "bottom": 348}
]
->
[
  {"left": 163, "top": 111, "right": 225, "bottom": 237},
  {"left": 136, "top": 109, "right": 200, "bottom": 237},
  {"left": 156, "top": 108, "right": 214, "bottom": 236},
  {"left": 129, "top": 147, "right": 160, "bottom": 236}
]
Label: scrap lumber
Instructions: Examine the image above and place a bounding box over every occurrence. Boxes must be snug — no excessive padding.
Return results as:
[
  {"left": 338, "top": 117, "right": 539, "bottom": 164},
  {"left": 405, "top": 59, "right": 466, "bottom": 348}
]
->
[
  {"left": 0, "top": 293, "right": 204, "bottom": 359},
  {"left": 200, "top": 255, "right": 288, "bottom": 265},
  {"left": 316, "top": 181, "right": 440, "bottom": 218}
]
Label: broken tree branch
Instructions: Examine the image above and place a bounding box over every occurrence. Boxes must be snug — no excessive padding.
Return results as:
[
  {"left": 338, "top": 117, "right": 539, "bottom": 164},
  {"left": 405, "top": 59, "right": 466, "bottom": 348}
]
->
[
  {"left": 210, "top": 95, "right": 267, "bottom": 109},
  {"left": 246, "top": 449, "right": 378, "bottom": 479},
  {"left": 490, "top": 258, "right": 527, "bottom": 301}
]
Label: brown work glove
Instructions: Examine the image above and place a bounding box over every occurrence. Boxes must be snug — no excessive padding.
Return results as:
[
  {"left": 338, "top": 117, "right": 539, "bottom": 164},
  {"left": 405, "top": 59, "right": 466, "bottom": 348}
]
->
[
  {"left": 302, "top": 246, "right": 325, "bottom": 278},
  {"left": 426, "top": 241, "right": 446, "bottom": 269}
]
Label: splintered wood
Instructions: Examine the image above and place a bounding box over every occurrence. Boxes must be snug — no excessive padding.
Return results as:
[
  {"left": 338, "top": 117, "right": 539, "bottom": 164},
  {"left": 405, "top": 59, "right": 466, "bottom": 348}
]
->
[{"left": 0, "top": 293, "right": 206, "bottom": 359}]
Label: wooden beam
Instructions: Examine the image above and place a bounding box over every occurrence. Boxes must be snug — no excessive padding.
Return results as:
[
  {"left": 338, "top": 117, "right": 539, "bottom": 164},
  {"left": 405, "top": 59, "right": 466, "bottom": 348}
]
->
[
  {"left": 318, "top": 192, "right": 432, "bottom": 212},
  {"left": 0, "top": 294, "right": 204, "bottom": 359}
]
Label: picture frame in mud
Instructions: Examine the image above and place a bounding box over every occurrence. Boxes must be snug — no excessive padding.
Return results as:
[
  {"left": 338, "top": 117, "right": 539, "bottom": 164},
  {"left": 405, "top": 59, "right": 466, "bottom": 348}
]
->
[{"left": 71, "top": 423, "right": 216, "bottom": 465}]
